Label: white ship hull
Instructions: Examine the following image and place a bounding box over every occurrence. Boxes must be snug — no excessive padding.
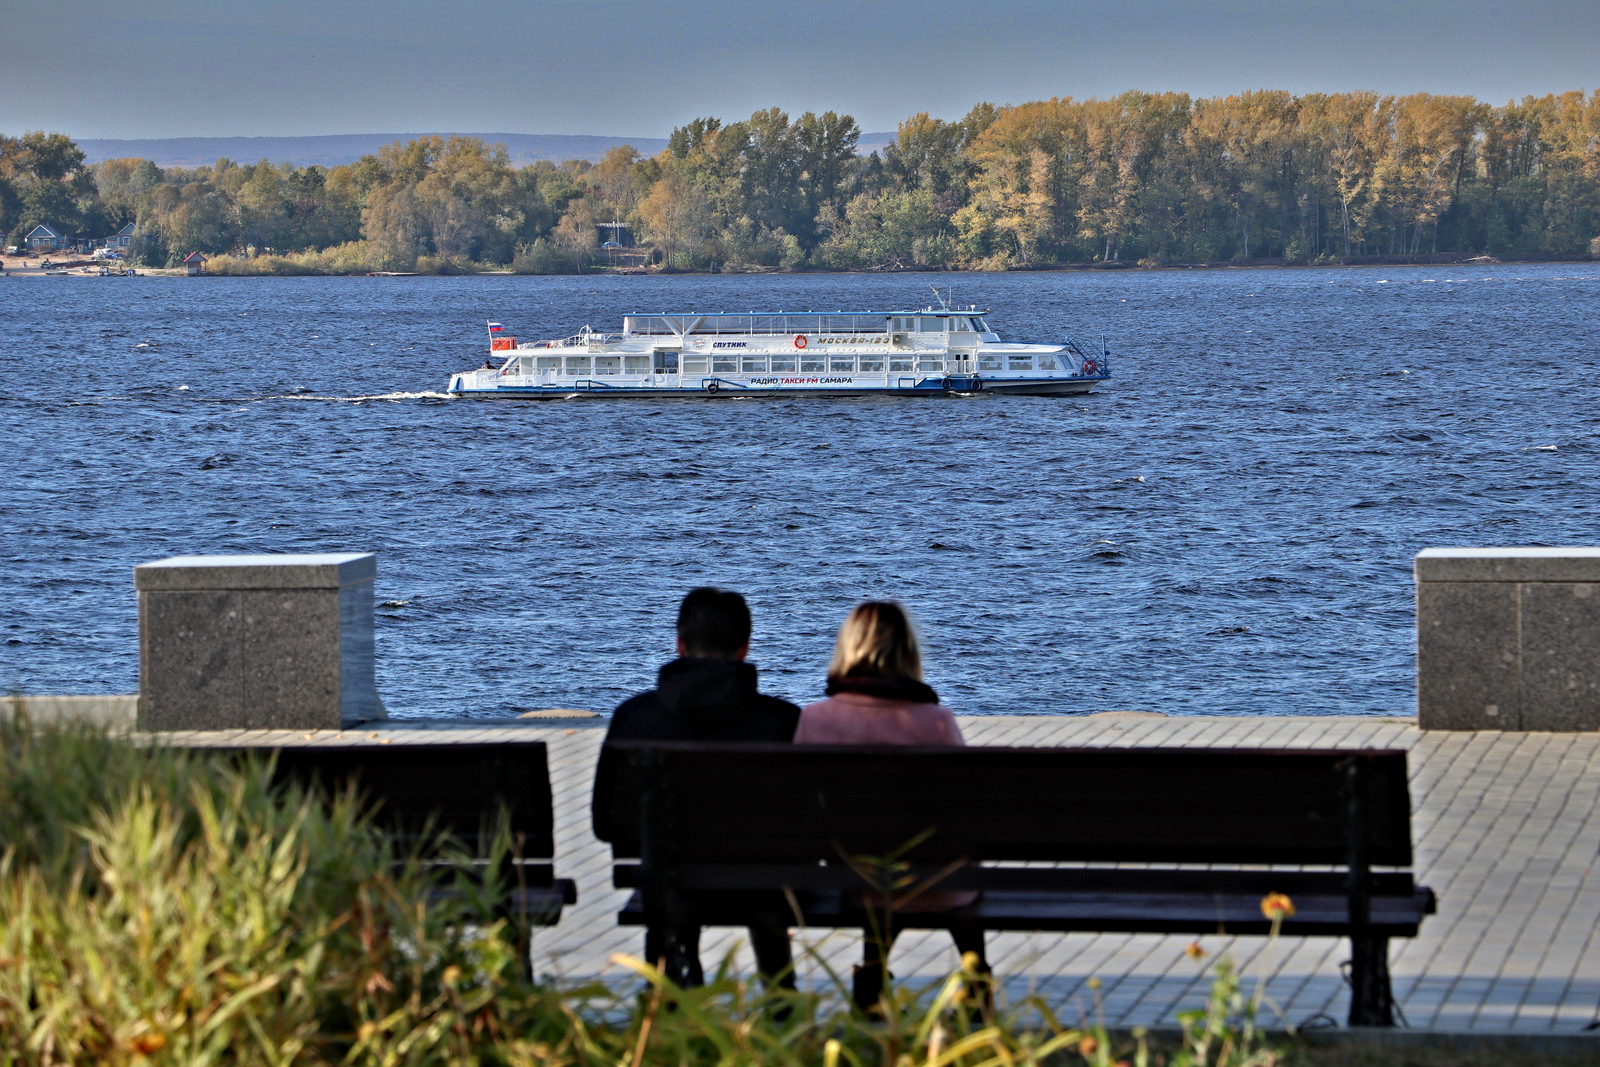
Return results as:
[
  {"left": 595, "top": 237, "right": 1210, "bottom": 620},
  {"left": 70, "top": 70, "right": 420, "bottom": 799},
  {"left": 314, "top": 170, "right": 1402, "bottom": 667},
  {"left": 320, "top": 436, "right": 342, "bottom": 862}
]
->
[
  {"left": 448, "top": 308, "right": 1112, "bottom": 399},
  {"left": 447, "top": 372, "right": 1101, "bottom": 399}
]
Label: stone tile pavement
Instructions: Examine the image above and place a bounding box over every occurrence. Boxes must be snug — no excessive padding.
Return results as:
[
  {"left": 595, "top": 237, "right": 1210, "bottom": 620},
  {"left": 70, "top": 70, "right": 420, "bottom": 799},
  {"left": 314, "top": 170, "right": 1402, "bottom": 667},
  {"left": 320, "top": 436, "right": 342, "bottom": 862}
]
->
[{"left": 158, "top": 714, "right": 1600, "bottom": 1034}]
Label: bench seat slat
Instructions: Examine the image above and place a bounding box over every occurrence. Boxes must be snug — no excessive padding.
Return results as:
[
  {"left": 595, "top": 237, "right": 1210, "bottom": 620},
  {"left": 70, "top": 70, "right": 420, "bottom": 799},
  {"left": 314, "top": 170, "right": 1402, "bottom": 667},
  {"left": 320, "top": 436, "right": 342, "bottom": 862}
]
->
[
  {"left": 614, "top": 863, "right": 1422, "bottom": 898},
  {"left": 618, "top": 887, "right": 1435, "bottom": 938}
]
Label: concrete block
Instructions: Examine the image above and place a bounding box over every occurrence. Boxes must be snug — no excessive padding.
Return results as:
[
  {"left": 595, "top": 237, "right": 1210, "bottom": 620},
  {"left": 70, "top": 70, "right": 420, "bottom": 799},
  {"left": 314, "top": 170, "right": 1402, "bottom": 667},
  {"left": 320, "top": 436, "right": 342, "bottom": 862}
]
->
[
  {"left": 1415, "top": 548, "right": 1600, "bottom": 584},
  {"left": 136, "top": 553, "right": 383, "bottom": 731},
  {"left": 1417, "top": 582, "right": 1521, "bottom": 729},
  {"left": 1520, "top": 583, "right": 1600, "bottom": 731},
  {"left": 1416, "top": 548, "right": 1600, "bottom": 731}
]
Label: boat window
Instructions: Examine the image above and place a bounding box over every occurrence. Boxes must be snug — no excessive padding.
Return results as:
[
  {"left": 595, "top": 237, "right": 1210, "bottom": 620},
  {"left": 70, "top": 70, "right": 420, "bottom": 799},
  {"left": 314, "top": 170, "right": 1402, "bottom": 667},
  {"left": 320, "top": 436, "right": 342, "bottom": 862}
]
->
[
  {"left": 699, "top": 316, "right": 752, "bottom": 335},
  {"left": 1038, "top": 355, "right": 1057, "bottom": 370},
  {"left": 754, "top": 315, "right": 786, "bottom": 334},
  {"left": 682, "top": 358, "right": 708, "bottom": 374},
  {"left": 890, "top": 358, "right": 914, "bottom": 372},
  {"left": 652, "top": 351, "right": 678, "bottom": 373},
  {"left": 712, "top": 357, "right": 738, "bottom": 372},
  {"left": 919, "top": 317, "right": 945, "bottom": 333},
  {"left": 594, "top": 356, "right": 621, "bottom": 375},
  {"left": 890, "top": 316, "right": 911, "bottom": 332},
  {"left": 742, "top": 357, "right": 767, "bottom": 372},
  {"left": 949, "top": 317, "right": 972, "bottom": 333},
  {"left": 978, "top": 355, "right": 1002, "bottom": 371},
  {"left": 859, "top": 357, "right": 885, "bottom": 372},
  {"left": 771, "top": 358, "right": 796, "bottom": 372},
  {"left": 1008, "top": 356, "right": 1035, "bottom": 371},
  {"left": 625, "top": 315, "right": 677, "bottom": 336},
  {"left": 918, "top": 359, "right": 943, "bottom": 372},
  {"left": 565, "top": 356, "right": 591, "bottom": 374},
  {"left": 829, "top": 356, "right": 855, "bottom": 372},
  {"left": 518, "top": 356, "right": 534, "bottom": 374},
  {"left": 821, "top": 314, "right": 886, "bottom": 334},
  {"left": 624, "top": 356, "right": 651, "bottom": 374},
  {"left": 536, "top": 356, "right": 561, "bottom": 370},
  {"left": 973, "top": 317, "right": 992, "bottom": 333},
  {"left": 801, "top": 357, "right": 825, "bottom": 373}
]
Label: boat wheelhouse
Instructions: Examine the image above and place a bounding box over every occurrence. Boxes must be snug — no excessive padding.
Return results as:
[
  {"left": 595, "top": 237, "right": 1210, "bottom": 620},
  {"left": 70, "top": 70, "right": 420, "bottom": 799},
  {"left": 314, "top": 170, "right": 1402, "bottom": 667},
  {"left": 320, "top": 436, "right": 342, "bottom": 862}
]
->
[{"left": 446, "top": 305, "right": 1111, "bottom": 398}]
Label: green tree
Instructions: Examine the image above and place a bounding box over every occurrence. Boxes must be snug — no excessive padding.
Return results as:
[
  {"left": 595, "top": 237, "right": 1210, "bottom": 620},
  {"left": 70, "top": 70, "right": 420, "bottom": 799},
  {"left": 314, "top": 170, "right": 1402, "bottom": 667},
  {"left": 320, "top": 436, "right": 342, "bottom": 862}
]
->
[{"left": 20, "top": 130, "right": 86, "bottom": 182}]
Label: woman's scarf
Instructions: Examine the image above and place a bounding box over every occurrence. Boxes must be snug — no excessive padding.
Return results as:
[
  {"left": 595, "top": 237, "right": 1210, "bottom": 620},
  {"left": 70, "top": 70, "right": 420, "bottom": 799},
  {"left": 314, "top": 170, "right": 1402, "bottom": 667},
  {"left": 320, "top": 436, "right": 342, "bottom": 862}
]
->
[{"left": 824, "top": 674, "right": 940, "bottom": 705}]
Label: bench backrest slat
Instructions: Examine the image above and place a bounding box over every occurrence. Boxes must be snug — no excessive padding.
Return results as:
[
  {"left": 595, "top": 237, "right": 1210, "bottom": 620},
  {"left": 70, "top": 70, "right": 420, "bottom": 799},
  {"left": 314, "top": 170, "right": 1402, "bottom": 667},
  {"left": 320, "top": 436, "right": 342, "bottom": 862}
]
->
[
  {"left": 218, "top": 741, "right": 556, "bottom": 858},
  {"left": 608, "top": 743, "right": 1412, "bottom": 868}
]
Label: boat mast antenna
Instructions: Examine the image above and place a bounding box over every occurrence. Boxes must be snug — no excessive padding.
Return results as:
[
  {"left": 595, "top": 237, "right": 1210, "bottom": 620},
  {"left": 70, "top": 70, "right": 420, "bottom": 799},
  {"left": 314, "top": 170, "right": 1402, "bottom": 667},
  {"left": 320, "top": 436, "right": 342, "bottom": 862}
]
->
[{"left": 928, "top": 283, "right": 950, "bottom": 310}]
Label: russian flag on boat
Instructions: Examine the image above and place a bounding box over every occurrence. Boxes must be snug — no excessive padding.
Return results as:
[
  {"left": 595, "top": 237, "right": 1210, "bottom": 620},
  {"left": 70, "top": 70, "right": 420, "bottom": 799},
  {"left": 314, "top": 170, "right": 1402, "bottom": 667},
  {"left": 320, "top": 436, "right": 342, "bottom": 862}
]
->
[{"left": 487, "top": 321, "right": 504, "bottom": 332}]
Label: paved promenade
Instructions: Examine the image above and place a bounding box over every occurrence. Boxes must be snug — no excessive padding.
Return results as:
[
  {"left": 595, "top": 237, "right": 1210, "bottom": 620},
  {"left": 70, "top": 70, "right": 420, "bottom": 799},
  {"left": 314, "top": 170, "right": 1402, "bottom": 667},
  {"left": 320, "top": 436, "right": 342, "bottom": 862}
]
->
[{"left": 161, "top": 714, "right": 1600, "bottom": 1034}]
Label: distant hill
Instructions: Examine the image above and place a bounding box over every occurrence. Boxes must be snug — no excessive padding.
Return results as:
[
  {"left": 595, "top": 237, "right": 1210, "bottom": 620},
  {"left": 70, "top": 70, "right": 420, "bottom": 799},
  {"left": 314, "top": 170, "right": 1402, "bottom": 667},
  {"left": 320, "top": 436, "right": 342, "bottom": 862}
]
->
[
  {"left": 79, "top": 130, "right": 899, "bottom": 169},
  {"left": 855, "top": 131, "right": 895, "bottom": 157}
]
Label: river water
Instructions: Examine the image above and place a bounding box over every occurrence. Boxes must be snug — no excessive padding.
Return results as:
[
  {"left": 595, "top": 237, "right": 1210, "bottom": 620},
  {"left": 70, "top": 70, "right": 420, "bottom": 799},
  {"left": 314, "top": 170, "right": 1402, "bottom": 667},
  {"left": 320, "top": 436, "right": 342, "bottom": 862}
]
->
[{"left": 4, "top": 265, "right": 1598, "bottom": 718}]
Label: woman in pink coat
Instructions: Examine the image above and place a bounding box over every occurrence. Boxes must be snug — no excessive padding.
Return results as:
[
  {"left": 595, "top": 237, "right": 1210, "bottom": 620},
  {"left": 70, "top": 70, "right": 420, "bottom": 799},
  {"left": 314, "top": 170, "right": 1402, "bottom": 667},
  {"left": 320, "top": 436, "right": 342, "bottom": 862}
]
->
[{"left": 794, "top": 601, "right": 987, "bottom": 1011}]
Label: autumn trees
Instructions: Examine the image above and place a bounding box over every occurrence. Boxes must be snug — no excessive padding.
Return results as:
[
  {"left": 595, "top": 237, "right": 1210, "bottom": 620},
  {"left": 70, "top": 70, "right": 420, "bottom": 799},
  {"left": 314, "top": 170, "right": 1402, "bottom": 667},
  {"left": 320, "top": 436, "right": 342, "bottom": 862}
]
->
[
  {"left": 939, "top": 89, "right": 1598, "bottom": 266},
  {"left": 5, "top": 88, "right": 1597, "bottom": 271}
]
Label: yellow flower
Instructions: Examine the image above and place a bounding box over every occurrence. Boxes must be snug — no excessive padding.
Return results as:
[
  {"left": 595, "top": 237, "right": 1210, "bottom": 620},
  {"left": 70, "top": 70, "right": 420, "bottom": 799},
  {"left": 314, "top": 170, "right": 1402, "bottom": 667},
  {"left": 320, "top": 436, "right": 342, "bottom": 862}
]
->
[
  {"left": 1086, "top": 976, "right": 1102, "bottom": 990},
  {"left": 441, "top": 965, "right": 462, "bottom": 987},
  {"left": 1185, "top": 941, "right": 1206, "bottom": 961},
  {"left": 130, "top": 1030, "right": 167, "bottom": 1055},
  {"left": 1260, "top": 892, "right": 1296, "bottom": 920},
  {"left": 960, "top": 950, "right": 982, "bottom": 974}
]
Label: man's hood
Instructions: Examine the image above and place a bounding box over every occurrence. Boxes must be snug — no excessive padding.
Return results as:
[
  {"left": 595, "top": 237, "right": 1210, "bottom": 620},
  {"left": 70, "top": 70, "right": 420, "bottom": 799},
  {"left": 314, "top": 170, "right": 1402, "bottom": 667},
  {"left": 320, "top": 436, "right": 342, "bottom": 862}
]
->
[{"left": 654, "top": 656, "right": 761, "bottom": 731}]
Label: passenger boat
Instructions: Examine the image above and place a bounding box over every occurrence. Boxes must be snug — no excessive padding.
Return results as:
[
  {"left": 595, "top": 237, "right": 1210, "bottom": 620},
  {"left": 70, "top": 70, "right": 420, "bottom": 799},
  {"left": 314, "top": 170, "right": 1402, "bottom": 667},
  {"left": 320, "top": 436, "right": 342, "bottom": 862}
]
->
[{"left": 446, "top": 302, "right": 1111, "bottom": 398}]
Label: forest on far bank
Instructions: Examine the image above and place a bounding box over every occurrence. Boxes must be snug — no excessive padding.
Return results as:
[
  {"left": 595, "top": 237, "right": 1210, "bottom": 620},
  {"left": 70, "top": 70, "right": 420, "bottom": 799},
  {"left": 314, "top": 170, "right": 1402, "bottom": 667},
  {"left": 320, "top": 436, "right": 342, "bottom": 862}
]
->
[{"left": 3, "top": 88, "right": 1598, "bottom": 273}]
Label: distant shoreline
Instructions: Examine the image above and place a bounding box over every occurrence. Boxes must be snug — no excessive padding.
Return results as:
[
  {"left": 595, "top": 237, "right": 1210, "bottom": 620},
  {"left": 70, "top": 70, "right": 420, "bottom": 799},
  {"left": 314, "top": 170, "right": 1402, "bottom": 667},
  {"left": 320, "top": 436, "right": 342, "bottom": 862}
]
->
[{"left": 5, "top": 250, "right": 1592, "bottom": 280}]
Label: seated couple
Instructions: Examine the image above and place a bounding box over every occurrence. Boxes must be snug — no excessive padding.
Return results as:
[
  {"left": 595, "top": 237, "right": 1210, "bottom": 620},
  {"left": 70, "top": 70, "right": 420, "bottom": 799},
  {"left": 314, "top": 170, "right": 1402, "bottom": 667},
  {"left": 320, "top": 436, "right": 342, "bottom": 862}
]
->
[{"left": 590, "top": 587, "right": 983, "bottom": 1008}]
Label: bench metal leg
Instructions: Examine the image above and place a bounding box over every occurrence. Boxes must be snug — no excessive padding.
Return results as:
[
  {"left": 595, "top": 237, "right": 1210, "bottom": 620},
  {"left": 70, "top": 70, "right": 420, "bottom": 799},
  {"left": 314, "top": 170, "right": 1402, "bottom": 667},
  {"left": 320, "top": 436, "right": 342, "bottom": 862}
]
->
[{"left": 1347, "top": 935, "right": 1395, "bottom": 1027}]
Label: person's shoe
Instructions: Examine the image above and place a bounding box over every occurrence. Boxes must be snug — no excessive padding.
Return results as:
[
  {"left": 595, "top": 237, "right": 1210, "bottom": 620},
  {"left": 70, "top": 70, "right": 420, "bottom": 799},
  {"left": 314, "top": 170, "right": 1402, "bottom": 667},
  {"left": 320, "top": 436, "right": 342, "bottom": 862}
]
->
[{"left": 852, "top": 962, "right": 893, "bottom": 1018}]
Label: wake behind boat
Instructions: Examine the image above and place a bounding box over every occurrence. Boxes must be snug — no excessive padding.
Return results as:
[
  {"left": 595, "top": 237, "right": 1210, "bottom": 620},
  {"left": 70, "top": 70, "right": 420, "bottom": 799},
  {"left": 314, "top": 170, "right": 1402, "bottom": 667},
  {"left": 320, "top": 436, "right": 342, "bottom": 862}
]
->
[{"left": 447, "top": 300, "right": 1111, "bottom": 399}]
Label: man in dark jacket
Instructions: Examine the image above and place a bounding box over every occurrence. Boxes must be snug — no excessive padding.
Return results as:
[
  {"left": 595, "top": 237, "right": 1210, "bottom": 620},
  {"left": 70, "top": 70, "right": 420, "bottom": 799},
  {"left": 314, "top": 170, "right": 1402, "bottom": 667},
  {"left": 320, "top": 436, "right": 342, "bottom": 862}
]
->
[{"left": 592, "top": 587, "right": 800, "bottom": 988}]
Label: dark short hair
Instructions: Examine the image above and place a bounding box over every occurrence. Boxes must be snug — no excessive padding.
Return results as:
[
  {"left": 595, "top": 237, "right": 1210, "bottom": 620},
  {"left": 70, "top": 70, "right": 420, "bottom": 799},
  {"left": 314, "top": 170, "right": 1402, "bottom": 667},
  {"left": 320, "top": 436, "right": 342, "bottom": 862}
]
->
[{"left": 676, "top": 587, "right": 751, "bottom": 657}]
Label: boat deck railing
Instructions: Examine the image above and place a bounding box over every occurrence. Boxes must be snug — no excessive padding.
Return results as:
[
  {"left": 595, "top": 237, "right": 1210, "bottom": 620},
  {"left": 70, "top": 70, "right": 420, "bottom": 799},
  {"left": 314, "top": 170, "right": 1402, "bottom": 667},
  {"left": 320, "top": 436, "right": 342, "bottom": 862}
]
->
[
  {"left": 520, "top": 329, "right": 615, "bottom": 349},
  {"left": 620, "top": 312, "right": 989, "bottom": 338}
]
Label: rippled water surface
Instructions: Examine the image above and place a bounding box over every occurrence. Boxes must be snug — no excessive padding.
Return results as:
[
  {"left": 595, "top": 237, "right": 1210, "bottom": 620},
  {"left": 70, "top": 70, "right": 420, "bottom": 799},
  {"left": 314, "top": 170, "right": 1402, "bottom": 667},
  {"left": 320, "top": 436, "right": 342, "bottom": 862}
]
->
[{"left": 4, "top": 266, "right": 1599, "bottom": 718}]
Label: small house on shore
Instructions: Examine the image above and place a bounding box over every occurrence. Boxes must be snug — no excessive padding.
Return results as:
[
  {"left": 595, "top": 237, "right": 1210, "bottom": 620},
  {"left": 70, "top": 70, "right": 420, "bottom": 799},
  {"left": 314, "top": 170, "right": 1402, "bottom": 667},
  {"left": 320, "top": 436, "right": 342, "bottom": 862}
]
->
[
  {"left": 106, "top": 223, "right": 134, "bottom": 249},
  {"left": 25, "top": 224, "right": 67, "bottom": 251},
  {"left": 184, "top": 251, "right": 206, "bottom": 276}
]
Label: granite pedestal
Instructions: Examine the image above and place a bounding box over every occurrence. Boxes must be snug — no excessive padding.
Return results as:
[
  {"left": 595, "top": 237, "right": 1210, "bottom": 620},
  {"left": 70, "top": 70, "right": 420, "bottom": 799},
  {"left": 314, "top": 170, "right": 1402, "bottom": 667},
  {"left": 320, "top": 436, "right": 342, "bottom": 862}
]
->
[
  {"left": 1416, "top": 547, "right": 1600, "bottom": 730},
  {"left": 136, "top": 553, "right": 385, "bottom": 731}
]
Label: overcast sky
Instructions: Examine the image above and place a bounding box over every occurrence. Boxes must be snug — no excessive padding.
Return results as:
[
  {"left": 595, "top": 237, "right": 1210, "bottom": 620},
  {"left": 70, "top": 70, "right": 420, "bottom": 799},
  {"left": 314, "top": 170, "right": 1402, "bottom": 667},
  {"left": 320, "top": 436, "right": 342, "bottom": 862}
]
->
[{"left": 4, "top": 0, "right": 1596, "bottom": 140}]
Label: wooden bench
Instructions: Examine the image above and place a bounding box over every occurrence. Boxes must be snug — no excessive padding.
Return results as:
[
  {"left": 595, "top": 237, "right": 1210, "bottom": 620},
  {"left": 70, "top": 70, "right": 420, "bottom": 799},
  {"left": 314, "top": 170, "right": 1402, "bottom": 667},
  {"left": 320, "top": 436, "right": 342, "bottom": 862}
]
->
[
  {"left": 194, "top": 740, "right": 577, "bottom": 965},
  {"left": 604, "top": 742, "right": 1436, "bottom": 1027}
]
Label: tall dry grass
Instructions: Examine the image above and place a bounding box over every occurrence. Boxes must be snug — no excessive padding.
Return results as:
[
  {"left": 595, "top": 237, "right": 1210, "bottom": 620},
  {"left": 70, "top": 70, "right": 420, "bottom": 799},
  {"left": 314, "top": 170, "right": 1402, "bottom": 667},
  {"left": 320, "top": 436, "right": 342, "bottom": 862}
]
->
[{"left": 0, "top": 713, "right": 1296, "bottom": 1064}]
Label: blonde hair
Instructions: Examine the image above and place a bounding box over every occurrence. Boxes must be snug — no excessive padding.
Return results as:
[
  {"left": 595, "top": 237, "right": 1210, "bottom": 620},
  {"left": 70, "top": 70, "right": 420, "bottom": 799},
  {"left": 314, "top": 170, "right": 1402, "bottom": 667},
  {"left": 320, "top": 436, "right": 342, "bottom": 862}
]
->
[{"left": 827, "top": 601, "right": 923, "bottom": 681}]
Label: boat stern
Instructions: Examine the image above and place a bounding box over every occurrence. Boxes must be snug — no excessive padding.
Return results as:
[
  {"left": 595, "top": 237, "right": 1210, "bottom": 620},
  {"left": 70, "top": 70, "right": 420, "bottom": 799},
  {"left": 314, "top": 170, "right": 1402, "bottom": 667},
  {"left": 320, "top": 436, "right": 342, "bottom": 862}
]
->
[{"left": 448, "top": 368, "right": 501, "bottom": 394}]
